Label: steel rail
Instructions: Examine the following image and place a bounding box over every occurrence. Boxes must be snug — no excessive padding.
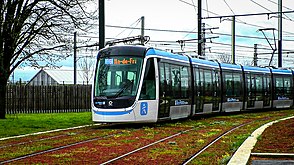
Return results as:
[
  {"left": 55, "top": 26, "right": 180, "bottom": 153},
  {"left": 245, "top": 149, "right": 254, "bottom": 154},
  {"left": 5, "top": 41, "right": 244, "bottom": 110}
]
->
[
  {"left": 182, "top": 121, "right": 254, "bottom": 165},
  {"left": 100, "top": 128, "right": 195, "bottom": 165},
  {"left": 0, "top": 124, "right": 116, "bottom": 164}
]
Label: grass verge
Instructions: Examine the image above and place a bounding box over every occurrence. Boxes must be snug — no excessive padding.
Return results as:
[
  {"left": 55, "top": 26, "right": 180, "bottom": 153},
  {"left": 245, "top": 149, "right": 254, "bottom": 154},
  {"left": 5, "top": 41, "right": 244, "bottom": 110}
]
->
[{"left": 0, "top": 112, "right": 93, "bottom": 138}]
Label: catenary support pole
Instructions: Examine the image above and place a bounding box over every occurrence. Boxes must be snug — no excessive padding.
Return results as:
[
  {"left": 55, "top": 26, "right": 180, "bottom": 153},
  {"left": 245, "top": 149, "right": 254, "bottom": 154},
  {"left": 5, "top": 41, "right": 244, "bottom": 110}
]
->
[
  {"left": 278, "top": 0, "right": 282, "bottom": 67},
  {"left": 99, "top": 0, "right": 105, "bottom": 50},
  {"left": 74, "top": 32, "right": 77, "bottom": 85},
  {"left": 231, "top": 16, "right": 236, "bottom": 64},
  {"left": 254, "top": 44, "right": 258, "bottom": 66},
  {"left": 141, "top": 16, "right": 145, "bottom": 45},
  {"left": 198, "top": 0, "right": 202, "bottom": 57}
]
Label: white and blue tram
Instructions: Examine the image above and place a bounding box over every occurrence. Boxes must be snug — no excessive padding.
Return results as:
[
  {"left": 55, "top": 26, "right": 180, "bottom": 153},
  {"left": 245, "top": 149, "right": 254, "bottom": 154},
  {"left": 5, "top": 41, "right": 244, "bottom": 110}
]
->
[{"left": 92, "top": 45, "right": 294, "bottom": 123}]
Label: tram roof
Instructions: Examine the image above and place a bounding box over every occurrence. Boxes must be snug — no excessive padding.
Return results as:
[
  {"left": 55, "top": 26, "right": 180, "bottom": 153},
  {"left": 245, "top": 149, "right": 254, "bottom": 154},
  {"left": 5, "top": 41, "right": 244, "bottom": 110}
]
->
[
  {"left": 146, "top": 48, "right": 190, "bottom": 62},
  {"left": 98, "top": 45, "right": 148, "bottom": 58},
  {"left": 271, "top": 68, "right": 293, "bottom": 75},
  {"left": 220, "top": 63, "right": 242, "bottom": 71},
  {"left": 190, "top": 58, "right": 219, "bottom": 68},
  {"left": 242, "top": 65, "right": 271, "bottom": 74}
]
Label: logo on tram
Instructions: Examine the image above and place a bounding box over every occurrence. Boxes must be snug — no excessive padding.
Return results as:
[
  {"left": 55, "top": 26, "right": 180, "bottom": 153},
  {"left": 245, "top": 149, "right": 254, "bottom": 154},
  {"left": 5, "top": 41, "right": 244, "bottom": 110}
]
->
[
  {"left": 140, "top": 102, "right": 148, "bottom": 116},
  {"left": 108, "top": 101, "right": 113, "bottom": 106}
]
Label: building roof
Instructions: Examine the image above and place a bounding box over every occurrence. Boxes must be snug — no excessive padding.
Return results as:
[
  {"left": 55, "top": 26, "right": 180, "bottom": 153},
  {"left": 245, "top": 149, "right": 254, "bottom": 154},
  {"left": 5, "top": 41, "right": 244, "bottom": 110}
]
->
[{"left": 29, "top": 69, "right": 94, "bottom": 85}]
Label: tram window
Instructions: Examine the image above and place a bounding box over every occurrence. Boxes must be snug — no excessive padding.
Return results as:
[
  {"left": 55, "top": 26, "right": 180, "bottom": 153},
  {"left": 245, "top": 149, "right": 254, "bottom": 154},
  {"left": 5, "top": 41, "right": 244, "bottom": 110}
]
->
[
  {"left": 204, "top": 70, "right": 212, "bottom": 96},
  {"left": 213, "top": 70, "right": 220, "bottom": 90},
  {"left": 275, "top": 77, "right": 283, "bottom": 97},
  {"left": 139, "top": 59, "right": 156, "bottom": 100},
  {"left": 256, "top": 75, "right": 263, "bottom": 100},
  {"left": 195, "top": 68, "right": 200, "bottom": 87},
  {"left": 115, "top": 71, "right": 122, "bottom": 86},
  {"left": 199, "top": 68, "right": 204, "bottom": 95},
  {"left": 225, "top": 73, "right": 233, "bottom": 96},
  {"left": 224, "top": 71, "right": 242, "bottom": 98},
  {"left": 265, "top": 76, "right": 271, "bottom": 90},
  {"left": 165, "top": 63, "right": 172, "bottom": 97},
  {"left": 159, "top": 62, "right": 165, "bottom": 97},
  {"left": 181, "top": 66, "right": 189, "bottom": 98},
  {"left": 127, "top": 72, "right": 135, "bottom": 82},
  {"left": 233, "top": 73, "right": 241, "bottom": 96},
  {"left": 284, "top": 77, "right": 292, "bottom": 95},
  {"left": 256, "top": 76, "right": 262, "bottom": 91},
  {"left": 274, "top": 76, "right": 293, "bottom": 99},
  {"left": 194, "top": 67, "right": 201, "bottom": 96},
  {"left": 171, "top": 65, "right": 181, "bottom": 97}
]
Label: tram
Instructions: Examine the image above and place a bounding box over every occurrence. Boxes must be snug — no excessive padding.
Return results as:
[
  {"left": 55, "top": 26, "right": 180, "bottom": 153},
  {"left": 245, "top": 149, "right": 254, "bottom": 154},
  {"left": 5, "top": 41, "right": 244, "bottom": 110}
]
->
[{"left": 92, "top": 45, "right": 294, "bottom": 123}]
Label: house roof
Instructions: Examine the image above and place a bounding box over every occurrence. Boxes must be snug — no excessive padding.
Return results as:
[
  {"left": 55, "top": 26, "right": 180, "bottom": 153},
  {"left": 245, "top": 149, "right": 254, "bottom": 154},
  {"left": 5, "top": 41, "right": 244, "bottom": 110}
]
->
[{"left": 30, "top": 69, "right": 94, "bottom": 85}]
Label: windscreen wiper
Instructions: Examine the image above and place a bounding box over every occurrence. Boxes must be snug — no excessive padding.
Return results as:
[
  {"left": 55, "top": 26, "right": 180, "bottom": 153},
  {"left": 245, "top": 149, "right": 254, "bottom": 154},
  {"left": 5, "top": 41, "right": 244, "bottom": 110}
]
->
[{"left": 114, "top": 80, "right": 133, "bottom": 97}]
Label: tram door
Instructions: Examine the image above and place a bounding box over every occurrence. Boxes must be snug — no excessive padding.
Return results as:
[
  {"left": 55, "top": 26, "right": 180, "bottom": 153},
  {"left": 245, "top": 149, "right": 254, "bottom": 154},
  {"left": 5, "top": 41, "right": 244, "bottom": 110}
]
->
[
  {"left": 158, "top": 62, "right": 171, "bottom": 118},
  {"left": 263, "top": 76, "right": 271, "bottom": 107},
  {"left": 212, "top": 70, "right": 220, "bottom": 111},
  {"left": 246, "top": 74, "right": 256, "bottom": 108},
  {"left": 194, "top": 68, "right": 204, "bottom": 113}
]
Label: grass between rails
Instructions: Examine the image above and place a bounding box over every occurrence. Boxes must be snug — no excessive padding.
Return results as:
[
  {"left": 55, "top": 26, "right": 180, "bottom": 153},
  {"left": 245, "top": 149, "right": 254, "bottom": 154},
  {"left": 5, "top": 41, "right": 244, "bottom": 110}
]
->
[
  {"left": 0, "top": 112, "right": 93, "bottom": 138},
  {"left": 1, "top": 110, "right": 294, "bottom": 164}
]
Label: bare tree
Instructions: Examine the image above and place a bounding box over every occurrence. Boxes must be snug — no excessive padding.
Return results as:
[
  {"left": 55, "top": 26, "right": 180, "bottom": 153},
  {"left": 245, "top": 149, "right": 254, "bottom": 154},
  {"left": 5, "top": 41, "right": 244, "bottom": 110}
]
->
[
  {"left": 0, "top": 0, "right": 97, "bottom": 119},
  {"left": 217, "top": 53, "right": 232, "bottom": 63},
  {"left": 78, "top": 50, "right": 95, "bottom": 85}
]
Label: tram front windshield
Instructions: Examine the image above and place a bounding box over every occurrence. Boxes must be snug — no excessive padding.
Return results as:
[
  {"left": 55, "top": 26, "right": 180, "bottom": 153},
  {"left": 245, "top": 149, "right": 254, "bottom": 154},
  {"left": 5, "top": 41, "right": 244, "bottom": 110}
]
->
[{"left": 94, "top": 56, "right": 143, "bottom": 98}]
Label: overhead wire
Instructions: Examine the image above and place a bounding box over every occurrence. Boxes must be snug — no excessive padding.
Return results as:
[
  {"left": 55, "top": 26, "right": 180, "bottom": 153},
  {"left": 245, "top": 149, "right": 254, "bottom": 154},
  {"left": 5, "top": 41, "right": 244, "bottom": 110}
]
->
[
  {"left": 191, "top": 0, "right": 198, "bottom": 15},
  {"left": 223, "top": 0, "right": 236, "bottom": 15},
  {"left": 268, "top": 0, "right": 292, "bottom": 10},
  {"left": 267, "top": 0, "right": 294, "bottom": 21},
  {"left": 250, "top": 0, "right": 272, "bottom": 12},
  {"left": 205, "top": 0, "right": 210, "bottom": 17},
  {"left": 115, "top": 18, "right": 141, "bottom": 37},
  {"left": 251, "top": 0, "right": 294, "bottom": 22},
  {"left": 180, "top": 0, "right": 199, "bottom": 40},
  {"left": 181, "top": 0, "right": 294, "bottom": 36},
  {"left": 94, "top": 0, "right": 294, "bottom": 64}
]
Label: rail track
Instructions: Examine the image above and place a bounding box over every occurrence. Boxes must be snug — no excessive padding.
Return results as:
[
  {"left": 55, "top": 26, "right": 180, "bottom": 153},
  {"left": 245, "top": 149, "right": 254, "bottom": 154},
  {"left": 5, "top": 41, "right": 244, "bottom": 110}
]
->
[
  {"left": 98, "top": 121, "right": 256, "bottom": 164},
  {"left": 182, "top": 121, "right": 254, "bottom": 164},
  {"left": 1, "top": 110, "right": 293, "bottom": 164},
  {"left": 0, "top": 123, "right": 107, "bottom": 149}
]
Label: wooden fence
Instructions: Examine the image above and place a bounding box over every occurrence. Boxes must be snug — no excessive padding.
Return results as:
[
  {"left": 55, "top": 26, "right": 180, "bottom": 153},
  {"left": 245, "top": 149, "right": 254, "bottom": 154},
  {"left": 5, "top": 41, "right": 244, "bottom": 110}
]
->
[{"left": 5, "top": 84, "right": 92, "bottom": 114}]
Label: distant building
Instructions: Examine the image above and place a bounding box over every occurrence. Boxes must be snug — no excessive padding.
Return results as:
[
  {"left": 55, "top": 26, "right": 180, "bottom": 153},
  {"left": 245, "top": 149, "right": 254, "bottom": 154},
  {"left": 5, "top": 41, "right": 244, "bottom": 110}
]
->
[{"left": 28, "top": 69, "right": 94, "bottom": 86}]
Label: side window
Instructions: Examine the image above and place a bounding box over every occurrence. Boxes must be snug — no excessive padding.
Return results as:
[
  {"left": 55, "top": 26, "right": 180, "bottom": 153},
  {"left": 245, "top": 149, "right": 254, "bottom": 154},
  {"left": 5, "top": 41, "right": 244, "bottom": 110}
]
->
[
  {"left": 204, "top": 70, "right": 212, "bottom": 96},
  {"left": 224, "top": 73, "right": 233, "bottom": 96},
  {"left": 194, "top": 68, "right": 200, "bottom": 93},
  {"left": 165, "top": 63, "right": 171, "bottom": 97},
  {"left": 224, "top": 71, "right": 242, "bottom": 101},
  {"left": 158, "top": 62, "right": 190, "bottom": 100},
  {"left": 233, "top": 72, "right": 241, "bottom": 97},
  {"left": 171, "top": 65, "right": 181, "bottom": 98},
  {"left": 139, "top": 59, "right": 156, "bottom": 100},
  {"left": 256, "top": 75, "right": 263, "bottom": 92},
  {"left": 284, "top": 77, "right": 292, "bottom": 97},
  {"left": 213, "top": 70, "right": 220, "bottom": 93},
  {"left": 181, "top": 66, "right": 189, "bottom": 98},
  {"left": 275, "top": 77, "right": 283, "bottom": 98},
  {"left": 199, "top": 68, "right": 204, "bottom": 96},
  {"left": 158, "top": 62, "right": 172, "bottom": 98}
]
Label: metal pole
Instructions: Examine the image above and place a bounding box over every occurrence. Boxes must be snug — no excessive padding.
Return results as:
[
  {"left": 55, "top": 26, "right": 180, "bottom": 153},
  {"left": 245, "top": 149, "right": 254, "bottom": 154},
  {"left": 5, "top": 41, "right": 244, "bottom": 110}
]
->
[
  {"left": 141, "top": 16, "right": 145, "bottom": 45},
  {"left": 198, "top": 0, "right": 202, "bottom": 57},
  {"left": 74, "top": 32, "right": 77, "bottom": 85},
  {"left": 231, "top": 16, "right": 236, "bottom": 64},
  {"left": 254, "top": 44, "right": 258, "bottom": 66},
  {"left": 99, "top": 0, "right": 105, "bottom": 50},
  {"left": 278, "top": 0, "right": 282, "bottom": 67},
  {"left": 201, "top": 23, "right": 205, "bottom": 58}
]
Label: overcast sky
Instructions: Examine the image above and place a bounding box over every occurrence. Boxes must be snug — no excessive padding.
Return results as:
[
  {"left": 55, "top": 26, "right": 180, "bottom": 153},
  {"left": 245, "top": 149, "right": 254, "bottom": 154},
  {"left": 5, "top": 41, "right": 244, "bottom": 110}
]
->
[{"left": 13, "top": 0, "right": 294, "bottom": 82}]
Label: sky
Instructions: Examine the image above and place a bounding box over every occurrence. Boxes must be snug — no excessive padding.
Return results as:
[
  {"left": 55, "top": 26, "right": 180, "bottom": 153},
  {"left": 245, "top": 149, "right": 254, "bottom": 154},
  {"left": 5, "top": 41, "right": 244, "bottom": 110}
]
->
[{"left": 13, "top": 0, "right": 294, "bottom": 82}]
